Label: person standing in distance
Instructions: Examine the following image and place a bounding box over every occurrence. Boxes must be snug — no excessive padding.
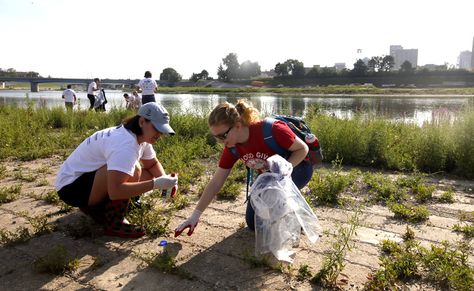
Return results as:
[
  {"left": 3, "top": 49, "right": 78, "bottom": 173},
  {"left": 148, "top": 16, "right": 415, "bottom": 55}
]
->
[
  {"left": 62, "top": 84, "right": 77, "bottom": 110},
  {"left": 87, "top": 78, "right": 101, "bottom": 110},
  {"left": 137, "top": 71, "right": 158, "bottom": 104},
  {"left": 55, "top": 102, "right": 178, "bottom": 238}
]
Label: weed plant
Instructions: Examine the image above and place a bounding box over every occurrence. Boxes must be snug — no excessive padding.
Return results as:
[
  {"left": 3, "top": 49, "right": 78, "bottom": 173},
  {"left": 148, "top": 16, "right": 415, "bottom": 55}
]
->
[
  {"left": 412, "top": 183, "right": 435, "bottom": 203},
  {"left": 365, "top": 227, "right": 474, "bottom": 290},
  {"left": 0, "top": 164, "right": 6, "bottom": 178},
  {"left": 0, "top": 227, "right": 31, "bottom": 246},
  {"left": 33, "top": 245, "right": 80, "bottom": 275},
  {"left": 126, "top": 192, "right": 172, "bottom": 237},
  {"left": 0, "top": 184, "right": 21, "bottom": 204},
  {"left": 458, "top": 210, "right": 474, "bottom": 222},
  {"left": 133, "top": 249, "right": 196, "bottom": 280},
  {"left": 453, "top": 223, "right": 474, "bottom": 239},
  {"left": 311, "top": 210, "right": 360, "bottom": 287},
  {"left": 18, "top": 212, "right": 57, "bottom": 234},
  {"left": 363, "top": 172, "right": 406, "bottom": 203},
  {"left": 388, "top": 202, "right": 430, "bottom": 223},
  {"left": 13, "top": 169, "right": 37, "bottom": 182},
  {"left": 41, "top": 190, "right": 73, "bottom": 212},
  {"left": 241, "top": 250, "right": 272, "bottom": 269},
  {"left": 297, "top": 264, "right": 313, "bottom": 281},
  {"left": 307, "top": 157, "right": 354, "bottom": 206},
  {"left": 439, "top": 187, "right": 455, "bottom": 203}
]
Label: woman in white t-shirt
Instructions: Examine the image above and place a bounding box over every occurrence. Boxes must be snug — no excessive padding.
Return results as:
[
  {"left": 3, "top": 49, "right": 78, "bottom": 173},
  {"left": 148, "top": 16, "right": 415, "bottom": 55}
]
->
[
  {"left": 55, "top": 102, "right": 178, "bottom": 238},
  {"left": 137, "top": 71, "right": 158, "bottom": 104}
]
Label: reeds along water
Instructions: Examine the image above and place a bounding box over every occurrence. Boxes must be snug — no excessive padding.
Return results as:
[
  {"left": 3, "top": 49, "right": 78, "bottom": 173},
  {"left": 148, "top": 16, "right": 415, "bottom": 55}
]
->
[{"left": 0, "top": 105, "right": 473, "bottom": 179}]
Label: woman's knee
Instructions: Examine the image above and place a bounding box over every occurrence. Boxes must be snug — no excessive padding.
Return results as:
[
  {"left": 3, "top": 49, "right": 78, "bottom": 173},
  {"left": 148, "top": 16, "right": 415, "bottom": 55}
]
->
[
  {"left": 131, "top": 163, "right": 142, "bottom": 182},
  {"left": 291, "top": 160, "right": 313, "bottom": 189},
  {"left": 245, "top": 203, "right": 255, "bottom": 231}
]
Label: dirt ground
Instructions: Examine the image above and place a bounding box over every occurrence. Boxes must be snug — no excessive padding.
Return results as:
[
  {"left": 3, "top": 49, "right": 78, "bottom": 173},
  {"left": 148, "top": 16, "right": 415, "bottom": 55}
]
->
[{"left": 0, "top": 156, "right": 473, "bottom": 291}]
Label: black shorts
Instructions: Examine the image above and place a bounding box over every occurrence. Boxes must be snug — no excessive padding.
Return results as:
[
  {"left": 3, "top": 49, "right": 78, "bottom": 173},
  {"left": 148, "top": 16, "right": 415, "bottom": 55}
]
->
[
  {"left": 142, "top": 94, "right": 156, "bottom": 104},
  {"left": 57, "top": 171, "right": 96, "bottom": 207}
]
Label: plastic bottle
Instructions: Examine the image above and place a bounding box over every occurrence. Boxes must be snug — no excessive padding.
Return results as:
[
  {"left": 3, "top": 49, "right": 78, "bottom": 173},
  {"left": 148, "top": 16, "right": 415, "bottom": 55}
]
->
[
  {"left": 162, "top": 173, "right": 178, "bottom": 199},
  {"left": 304, "top": 133, "right": 319, "bottom": 149}
]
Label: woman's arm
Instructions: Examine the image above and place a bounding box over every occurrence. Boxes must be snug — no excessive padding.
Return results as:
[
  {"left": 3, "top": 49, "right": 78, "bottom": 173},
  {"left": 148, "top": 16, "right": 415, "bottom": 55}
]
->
[
  {"left": 141, "top": 157, "right": 166, "bottom": 178},
  {"left": 286, "top": 136, "right": 309, "bottom": 167},
  {"left": 107, "top": 170, "right": 154, "bottom": 200}
]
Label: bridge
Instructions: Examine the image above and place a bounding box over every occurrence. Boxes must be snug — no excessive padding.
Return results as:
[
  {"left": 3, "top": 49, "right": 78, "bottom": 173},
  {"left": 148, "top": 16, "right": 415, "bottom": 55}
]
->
[{"left": 0, "top": 77, "right": 171, "bottom": 92}]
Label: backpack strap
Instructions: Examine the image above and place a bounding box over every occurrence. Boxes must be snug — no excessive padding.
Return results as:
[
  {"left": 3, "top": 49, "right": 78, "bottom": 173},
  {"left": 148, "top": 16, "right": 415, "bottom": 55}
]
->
[
  {"left": 262, "top": 117, "right": 290, "bottom": 158},
  {"left": 228, "top": 147, "right": 253, "bottom": 203}
]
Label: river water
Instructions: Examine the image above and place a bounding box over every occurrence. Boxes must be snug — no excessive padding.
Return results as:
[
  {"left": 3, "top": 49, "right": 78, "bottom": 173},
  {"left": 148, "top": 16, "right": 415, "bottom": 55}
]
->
[{"left": 1, "top": 90, "right": 472, "bottom": 125}]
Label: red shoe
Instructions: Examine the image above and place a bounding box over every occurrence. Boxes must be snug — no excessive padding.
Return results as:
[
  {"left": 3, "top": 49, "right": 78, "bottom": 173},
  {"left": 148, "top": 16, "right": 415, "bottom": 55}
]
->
[{"left": 104, "top": 222, "right": 146, "bottom": 238}]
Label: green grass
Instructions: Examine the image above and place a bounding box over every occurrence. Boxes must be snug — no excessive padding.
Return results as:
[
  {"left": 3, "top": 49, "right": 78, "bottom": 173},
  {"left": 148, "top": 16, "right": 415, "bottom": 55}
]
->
[
  {"left": 365, "top": 228, "right": 474, "bottom": 290},
  {"left": 33, "top": 245, "right": 80, "bottom": 275},
  {"left": 0, "top": 184, "right": 22, "bottom": 204},
  {"left": 388, "top": 202, "right": 430, "bottom": 223},
  {"left": 0, "top": 104, "right": 473, "bottom": 179},
  {"left": 133, "top": 249, "right": 196, "bottom": 280}
]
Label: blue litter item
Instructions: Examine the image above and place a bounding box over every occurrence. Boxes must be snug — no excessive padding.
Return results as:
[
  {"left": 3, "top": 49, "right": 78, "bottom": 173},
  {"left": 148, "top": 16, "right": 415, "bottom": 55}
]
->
[{"left": 159, "top": 240, "right": 168, "bottom": 246}]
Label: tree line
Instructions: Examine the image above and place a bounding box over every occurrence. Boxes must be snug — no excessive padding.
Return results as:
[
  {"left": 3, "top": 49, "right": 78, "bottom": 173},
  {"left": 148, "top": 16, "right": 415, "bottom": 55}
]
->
[{"left": 0, "top": 68, "right": 41, "bottom": 78}]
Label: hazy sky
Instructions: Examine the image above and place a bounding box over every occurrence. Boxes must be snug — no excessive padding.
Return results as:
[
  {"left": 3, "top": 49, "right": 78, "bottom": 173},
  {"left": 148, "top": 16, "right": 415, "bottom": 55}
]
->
[{"left": 1, "top": 0, "right": 473, "bottom": 79}]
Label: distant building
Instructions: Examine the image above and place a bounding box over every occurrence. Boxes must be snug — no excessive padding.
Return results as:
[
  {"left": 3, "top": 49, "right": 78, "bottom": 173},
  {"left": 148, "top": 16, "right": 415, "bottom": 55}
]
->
[
  {"left": 458, "top": 51, "right": 472, "bottom": 70},
  {"left": 334, "top": 63, "right": 346, "bottom": 72},
  {"left": 389, "top": 45, "right": 418, "bottom": 70},
  {"left": 389, "top": 45, "right": 403, "bottom": 56},
  {"left": 419, "top": 64, "right": 438, "bottom": 71},
  {"left": 258, "top": 70, "right": 277, "bottom": 78}
]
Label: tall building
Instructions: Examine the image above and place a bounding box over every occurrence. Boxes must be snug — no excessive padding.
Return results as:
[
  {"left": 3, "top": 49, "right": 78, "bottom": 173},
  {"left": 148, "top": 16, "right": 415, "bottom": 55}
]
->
[
  {"left": 458, "top": 51, "right": 472, "bottom": 70},
  {"left": 389, "top": 45, "right": 418, "bottom": 70},
  {"left": 334, "top": 63, "right": 346, "bottom": 72}
]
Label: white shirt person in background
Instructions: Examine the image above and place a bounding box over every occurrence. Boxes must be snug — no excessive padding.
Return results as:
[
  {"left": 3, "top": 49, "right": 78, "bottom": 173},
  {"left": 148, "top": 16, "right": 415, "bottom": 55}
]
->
[
  {"left": 62, "top": 84, "right": 77, "bottom": 110},
  {"left": 137, "top": 71, "right": 158, "bottom": 104},
  {"left": 131, "top": 90, "right": 142, "bottom": 109},
  {"left": 87, "top": 78, "right": 101, "bottom": 110}
]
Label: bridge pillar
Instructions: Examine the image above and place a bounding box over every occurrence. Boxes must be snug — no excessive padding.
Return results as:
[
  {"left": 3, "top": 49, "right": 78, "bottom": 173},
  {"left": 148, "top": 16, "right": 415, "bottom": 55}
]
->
[{"left": 31, "top": 82, "right": 39, "bottom": 92}]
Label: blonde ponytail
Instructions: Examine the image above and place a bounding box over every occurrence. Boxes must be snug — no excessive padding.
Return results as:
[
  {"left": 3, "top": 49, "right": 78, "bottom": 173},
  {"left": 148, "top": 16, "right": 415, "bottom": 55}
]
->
[{"left": 208, "top": 99, "right": 260, "bottom": 127}]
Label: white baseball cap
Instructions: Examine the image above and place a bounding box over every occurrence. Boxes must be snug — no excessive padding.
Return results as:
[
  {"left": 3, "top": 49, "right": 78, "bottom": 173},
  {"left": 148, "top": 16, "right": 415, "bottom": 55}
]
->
[{"left": 138, "top": 102, "right": 175, "bottom": 135}]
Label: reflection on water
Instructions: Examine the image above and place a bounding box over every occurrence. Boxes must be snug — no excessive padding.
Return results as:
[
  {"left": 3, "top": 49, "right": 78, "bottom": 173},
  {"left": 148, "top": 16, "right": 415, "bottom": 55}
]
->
[{"left": 1, "top": 90, "right": 472, "bottom": 126}]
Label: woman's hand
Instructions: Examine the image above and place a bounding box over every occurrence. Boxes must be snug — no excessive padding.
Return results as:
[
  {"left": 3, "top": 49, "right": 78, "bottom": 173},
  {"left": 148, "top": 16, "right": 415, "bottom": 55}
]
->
[
  {"left": 174, "top": 209, "right": 202, "bottom": 237},
  {"left": 153, "top": 174, "right": 178, "bottom": 190}
]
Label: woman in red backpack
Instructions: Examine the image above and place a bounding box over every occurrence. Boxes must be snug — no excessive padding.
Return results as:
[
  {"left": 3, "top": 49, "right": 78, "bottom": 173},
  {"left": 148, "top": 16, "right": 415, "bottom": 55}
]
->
[{"left": 175, "top": 99, "right": 313, "bottom": 236}]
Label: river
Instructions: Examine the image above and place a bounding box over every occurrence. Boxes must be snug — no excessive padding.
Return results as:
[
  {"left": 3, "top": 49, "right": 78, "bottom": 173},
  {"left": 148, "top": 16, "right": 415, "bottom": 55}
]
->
[{"left": 1, "top": 90, "right": 472, "bottom": 126}]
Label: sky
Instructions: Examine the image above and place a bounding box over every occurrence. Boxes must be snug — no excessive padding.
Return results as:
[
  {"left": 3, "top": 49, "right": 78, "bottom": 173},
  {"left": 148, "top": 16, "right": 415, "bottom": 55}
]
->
[{"left": 1, "top": 0, "right": 473, "bottom": 79}]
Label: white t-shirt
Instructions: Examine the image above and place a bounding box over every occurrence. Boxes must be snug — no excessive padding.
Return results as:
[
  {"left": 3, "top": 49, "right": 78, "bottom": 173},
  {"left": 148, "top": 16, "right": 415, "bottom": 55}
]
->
[
  {"left": 55, "top": 125, "right": 156, "bottom": 191},
  {"left": 138, "top": 78, "right": 158, "bottom": 95},
  {"left": 87, "top": 81, "right": 97, "bottom": 95},
  {"left": 62, "top": 89, "right": 76, "bottom": 103}
]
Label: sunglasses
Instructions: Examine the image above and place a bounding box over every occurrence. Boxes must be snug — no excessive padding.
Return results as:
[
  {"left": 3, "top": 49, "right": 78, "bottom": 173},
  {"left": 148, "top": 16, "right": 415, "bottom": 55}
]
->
[{"left": 213, "top": 126, "right": 232, "bottom": 140}]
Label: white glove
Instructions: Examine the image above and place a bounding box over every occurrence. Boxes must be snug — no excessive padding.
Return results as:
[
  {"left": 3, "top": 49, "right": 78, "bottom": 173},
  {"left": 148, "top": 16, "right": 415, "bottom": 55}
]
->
[
  {"left": 265, "top": 154, "right": 292, "bottom": 176},
  {"left": 153, "top": 174, "right": 178, "bottom": 190},
  {"left": 174, "top": 209, "right": 202, "bottom": 237}
]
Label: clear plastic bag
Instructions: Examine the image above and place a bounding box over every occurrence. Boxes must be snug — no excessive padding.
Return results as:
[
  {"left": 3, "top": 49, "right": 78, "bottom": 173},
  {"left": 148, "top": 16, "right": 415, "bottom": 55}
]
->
[{"left": 250, "top": 155, "right": 322, "bottom": 263}]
